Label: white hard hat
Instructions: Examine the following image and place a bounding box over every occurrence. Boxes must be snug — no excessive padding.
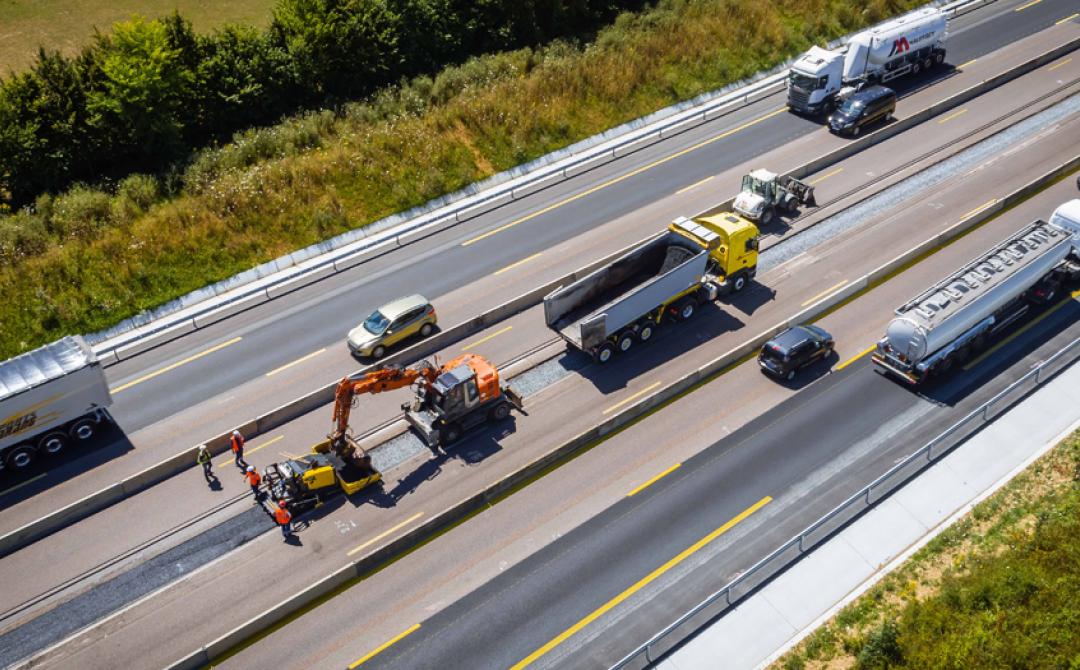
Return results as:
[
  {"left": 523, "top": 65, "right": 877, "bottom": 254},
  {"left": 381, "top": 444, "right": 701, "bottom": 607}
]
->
[
  {"left": 198, "top": 444, "right": 207, "bottom": 451},
  {"left": 232, "top": 430, "right": 241, "bottom": 437},
  {"left": 246, "top": 465, "right": 254, "bottom": 472}
]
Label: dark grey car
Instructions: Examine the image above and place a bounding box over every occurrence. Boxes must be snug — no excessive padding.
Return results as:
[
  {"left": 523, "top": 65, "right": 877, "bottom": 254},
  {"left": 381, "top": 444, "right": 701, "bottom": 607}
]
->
[
  {"left": 759, "top": 325, "right": 835, "bottom": 381},
  {"left": 828, "top": 85, "right": 896, "bottom": 137}
]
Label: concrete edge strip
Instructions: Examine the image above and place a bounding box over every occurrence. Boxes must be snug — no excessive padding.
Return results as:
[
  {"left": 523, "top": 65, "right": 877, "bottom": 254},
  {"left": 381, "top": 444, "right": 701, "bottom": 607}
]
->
[
  {"left": 161, "top": 108, "right": 1080, "bottom": 670},
  {"left": 2, "top": 27, "right": 1067, "bottom": 561},
  {"left": 87, "top": 0, "right": 991, "bottom": 363}
]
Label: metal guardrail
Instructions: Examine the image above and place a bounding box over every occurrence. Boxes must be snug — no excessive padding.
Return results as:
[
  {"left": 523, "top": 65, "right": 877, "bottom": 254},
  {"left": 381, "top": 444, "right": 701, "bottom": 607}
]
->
[{"left": 611, "top": 331, "right": 1080, "bottom": 669}]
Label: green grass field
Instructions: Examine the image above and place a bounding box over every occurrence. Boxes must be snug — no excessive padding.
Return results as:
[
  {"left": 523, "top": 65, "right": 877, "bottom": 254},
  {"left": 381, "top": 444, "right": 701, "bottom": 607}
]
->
[{"left": 0, "top": 0, "right": 273, "bottom": 73}]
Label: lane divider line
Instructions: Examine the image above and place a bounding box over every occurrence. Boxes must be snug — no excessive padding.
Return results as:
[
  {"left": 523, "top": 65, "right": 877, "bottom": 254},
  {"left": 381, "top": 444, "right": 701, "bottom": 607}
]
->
[
  {"left": 964, "top": 288, "right": 1080, "bottom": 370},
  {"left": 218, "top": 435, "right": 285, "bottom": 467},
  {"left": 957, "top": 58, "right": 978, "bottom": 69},
  {"left": 111, "top": 336, "right": 243, "bottom": 393},
  {"left": 461, "top": 107, "right": 788, "bottom": 246},
  {"left": 462, "top": 326, "right": 513, "bottom": 351},
  {"left": 800, "top": 280, "right": 848, "bottom": 307},
  {"left": 0, "top": 473, "right": 46, "bottom": 498},
  {"left": 836, "top": 345, "right": 876, "bottom": 371},
  {"left": 937, "top": 107, "right": 968, "bottom": 124},
  {"left": 627, "top": 463, "right": 681, "bottom": 497},
  {"left": 510, "top": 496, "right": 773, "bottom": 669},
  {"left": 495, "top": 253, "right": 544, "bottom": 276},
  {"left": 265, "top": 348, "right": 326, "bottom": 377},
  {"left": 347, "top": 512, "right": 425, "bottom": 557},
  {"left": 348, "top": 623, "right": 421, "bottom": 668},
  {"left": 1047, "top": 57, "right": 1072, "bottom": 72},
  {"left": 808, "top": 167, "right": 843, "bottom": 185},
  {"left": 1014, "top": 0, "right": 1042, "bottom": 11},
  {"left": 602, "top": 381, "right": 663, "bottom": 415},
  {"left": 1056, "top": 13, "right": 1079, "bottom": 25},
  {"left": 960, "top": 198, "right": 999, "bottom": 220},
  {"left": 676, "top": 176, "right": 714, "bottom": 195}
]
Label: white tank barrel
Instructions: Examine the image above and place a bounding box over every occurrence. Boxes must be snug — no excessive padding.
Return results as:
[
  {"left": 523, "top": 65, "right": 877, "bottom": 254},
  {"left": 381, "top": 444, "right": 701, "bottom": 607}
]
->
[{"left": 843, "top": 8, "right": 947, "bottom": 80}]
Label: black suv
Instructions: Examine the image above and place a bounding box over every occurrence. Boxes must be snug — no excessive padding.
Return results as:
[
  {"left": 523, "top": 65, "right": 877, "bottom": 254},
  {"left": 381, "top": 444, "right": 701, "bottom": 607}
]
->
[
  {"left": 759, "top": 325, "right": 835, "bottom": 381},
  {"left": 828, "top": 85, "right": 896, "bottom": 137}
]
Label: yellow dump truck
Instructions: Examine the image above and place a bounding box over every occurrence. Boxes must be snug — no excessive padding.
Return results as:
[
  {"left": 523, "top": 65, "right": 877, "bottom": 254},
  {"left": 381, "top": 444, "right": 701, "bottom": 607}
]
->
[{"left": 544, "top": 212, "right": 759, "bottom": 363}]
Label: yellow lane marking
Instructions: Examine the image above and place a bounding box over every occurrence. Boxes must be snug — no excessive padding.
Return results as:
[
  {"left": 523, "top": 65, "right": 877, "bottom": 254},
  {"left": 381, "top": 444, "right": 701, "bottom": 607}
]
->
[
  {"left": 347, "top": 511, "right": 425, "bottom": 557},
  {"left": 964, "top": 288, "right": 1080, "bottom": 370},
  {"left": 495, "top": 252, "right": 544, "bottom": 276},
  {"left": 937, "top": 108, "right": 968, "bottom": 124},
  {"left": 111, "top": 336, "right": 243, "bottom": 393},
  {"left": 280, "top": 450, "right": 300, "bottom": 459},
  {"left": 348, "top": 623, "right": 421, "bottom": 668},
  {"left": 957, "top": 58, "right": 978, "bottom": 69},
  {"left": 1014, "top": 0, "right": 1042, "bottom": 11},
  {"left": 676, "top": 176, "right": 714, "bottom": 195},
  {"left": 511, "top": 496, "right": 773, "bottom": 669},
  {"left": 960, "top": 198, "right": 999, "bottom": 220},
  {"left": 800, "top": 280, "right": 848, "bottom": 307},
  {"left": 1057, "top": 13, "right": 1079, "bottom": 25},
  {"left": 0, "top": 473, "right": 46, "bottom": 497},
  {"left": 602, "top": 381, "right": 663, "bottom": 415},
  {"left": 836, "top": 345, "right": 875, "bottom": 371},
  {"left": 462, "top": 325, "right": 513, "bottom": 351},
  {"left": 265, "top": 348, "right": 326, "bottom": 377},
  {"left": 1047, "top": 57, "right": 1072, "bottom": 72},
  {"left": 627, "top": 463, "right": 681, "bottom": 497},
  {"left": 461, "top": 107, "right": 789, "bottom": 246},
  {"left": 808, "top": 167, "right": 843, "bottom": 185},
  {"left": 218, "top": 435, "right": 285, "bottom": 467}
]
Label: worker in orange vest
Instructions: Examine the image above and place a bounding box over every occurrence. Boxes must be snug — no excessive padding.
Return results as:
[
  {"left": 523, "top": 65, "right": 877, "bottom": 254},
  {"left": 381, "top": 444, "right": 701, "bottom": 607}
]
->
[
  {"left": 231, "top": 430, "right": 247, "bottom": 469},
  {"left": 244, "top": 465, "right": 262, "bottom": 498},
  {"left": 274, "top": 500, "right": 293, "bottom": 539}
]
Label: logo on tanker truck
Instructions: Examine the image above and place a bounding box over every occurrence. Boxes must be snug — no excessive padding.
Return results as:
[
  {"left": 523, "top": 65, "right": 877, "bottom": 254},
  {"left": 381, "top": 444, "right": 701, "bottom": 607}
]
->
[
  {"left": 889, "top": 37, "right": 911, "bottom": 57},
  {"left": 0, "top": 411, "right": 37, "bottom": 440}
]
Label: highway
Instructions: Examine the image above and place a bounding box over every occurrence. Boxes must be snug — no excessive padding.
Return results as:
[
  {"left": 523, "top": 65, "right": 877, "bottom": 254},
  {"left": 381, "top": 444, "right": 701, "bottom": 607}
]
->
[
  {"left": 3, "top": 28, "right": 1077, "bottom": 666},
  {"left": 1, "top": 0, "right": 1076, "bottom": 536}
]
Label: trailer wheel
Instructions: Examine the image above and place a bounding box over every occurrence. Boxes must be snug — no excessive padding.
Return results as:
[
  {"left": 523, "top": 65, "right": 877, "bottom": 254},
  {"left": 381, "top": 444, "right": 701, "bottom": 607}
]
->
[
  {"left": 5, "top": 445, "right": 36, "bottom": 470},
  {"left": 923, "top": 57, "right": 933, "bottom": 71},
  {"left": 69, "top": 418, "right": 96, "bottom": 442},
  {"left": 675, "top": 299, "right": 696, "bottom": 321},
  {"left": 638, "top": 323, "right": 655, "bottom": 342},
  {"left": 595, "top": 342, "right": 616, "bottom": 364},
  {"left": 934, "top": 51, "right": 945, "bottom": 66},
  {"left": 442, "top": 423, "right": 463, "bottom": 445},
  {"left": 39, "top": 432, "right": 68, "bottom": 455},
  {"left": 617, "top": 331, "right": 636, "bottom": 353},
  {"left": 911, "top": 61, "right": 921, "bottom": 76},
  {"left": 489, "top": 402, "right": 511, "bottom": 421}
]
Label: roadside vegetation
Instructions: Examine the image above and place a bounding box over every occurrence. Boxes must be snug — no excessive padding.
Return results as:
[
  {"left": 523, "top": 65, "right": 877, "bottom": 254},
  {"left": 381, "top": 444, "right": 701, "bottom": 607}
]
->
[
  {"left": 771, "top": 427, "right": 1080, "bottom": 670},
  {"left": 0, "top": 0, "right": 927, "bottom": 357}
]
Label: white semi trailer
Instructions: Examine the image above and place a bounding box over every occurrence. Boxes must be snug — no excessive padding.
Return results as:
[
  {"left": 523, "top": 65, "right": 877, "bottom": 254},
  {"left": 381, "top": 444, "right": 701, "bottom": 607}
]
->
[
  {"left": 787, "top": 7, "right": 947, "bottom": 115},
  {"left": 873, "top": 200, "right": 1080, "bottom": 385},
  {"left": 0, "top": 336, "right": 113, "bottom": 473}
]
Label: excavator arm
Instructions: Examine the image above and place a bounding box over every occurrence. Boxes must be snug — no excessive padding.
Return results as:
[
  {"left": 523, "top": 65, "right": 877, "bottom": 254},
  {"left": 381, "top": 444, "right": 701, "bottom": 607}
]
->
[{"left": 330, "top": 361, "right": 439, "bottom": 446}]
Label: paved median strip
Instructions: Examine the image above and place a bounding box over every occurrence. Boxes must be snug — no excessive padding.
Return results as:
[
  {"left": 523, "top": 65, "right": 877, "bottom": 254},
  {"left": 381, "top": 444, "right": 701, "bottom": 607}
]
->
[
  {"left": 347, "top": 512, "right": 425, "bottom": 557},
  {"left": 510, "top": 495, "right": 773, "bottom": 669},
  {"left": 348, "top": 623, "right": 421, "bottom": 668},
  {"left": 1047, "top": 57, "right": 1072, "bottom": 71},
  {"left": 627, "top": 463, "right": 681, "bottom": 497},
  {"left": 111, "top": 337, "right": 242, "bottom": 393}
]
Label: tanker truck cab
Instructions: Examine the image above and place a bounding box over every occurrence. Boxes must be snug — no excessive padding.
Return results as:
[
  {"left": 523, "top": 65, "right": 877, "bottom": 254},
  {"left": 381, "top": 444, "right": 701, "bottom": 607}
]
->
[
  {"left": 669, "top": 213, "right": 759, "bottom": 293},
  {"left": 788, "top": 46, "right": 844, "bottom": 115}
]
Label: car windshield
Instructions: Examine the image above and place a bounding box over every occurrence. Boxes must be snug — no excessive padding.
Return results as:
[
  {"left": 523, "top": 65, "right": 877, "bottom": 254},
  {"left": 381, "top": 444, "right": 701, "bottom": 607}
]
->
[
  {"left": 363, "top": 310, "right": 390, "bottom": 335},
  {"left": 838, "top": 99, "right": 865, "bottom": 115},
  {"left": 789, "top": 71, "right": 820, "bottom": 90}
]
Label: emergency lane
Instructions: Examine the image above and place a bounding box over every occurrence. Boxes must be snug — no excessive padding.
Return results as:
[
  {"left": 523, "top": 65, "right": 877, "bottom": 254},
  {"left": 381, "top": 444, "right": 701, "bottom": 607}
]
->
[
  {"left": 219, "top": 166, "right": 1080, "bottom": 670},
  {"left": 4, "top": 16, "right": 1077, "bottom": 541},
  {"left": 15, "top": 98, "right": 1080, "bottom": 669}
]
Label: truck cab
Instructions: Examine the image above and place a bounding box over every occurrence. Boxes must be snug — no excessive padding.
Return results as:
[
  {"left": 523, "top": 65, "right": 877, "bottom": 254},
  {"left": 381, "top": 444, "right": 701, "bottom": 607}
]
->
[
  {"left": 669, "top": 213, "right": 759, "bottom": 293},
  {"left": 787, "top": 46, "right": 843, "bottom": 115}
]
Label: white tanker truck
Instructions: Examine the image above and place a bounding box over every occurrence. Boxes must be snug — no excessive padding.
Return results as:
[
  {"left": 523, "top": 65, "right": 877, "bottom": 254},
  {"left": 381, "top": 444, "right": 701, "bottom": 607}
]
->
[
  {"left": 873, "top": 200, "right": 1080, "bottom": 385},
  {"left": 787, "top": 7, "right": 947, "bottom": 115}
]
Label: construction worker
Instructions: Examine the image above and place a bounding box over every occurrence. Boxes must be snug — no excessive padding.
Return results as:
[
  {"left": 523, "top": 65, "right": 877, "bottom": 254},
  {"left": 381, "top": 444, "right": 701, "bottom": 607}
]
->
[
  {"left": 245, "top": 465, "right": 262, "bottom": 498},
  {"left": 274, "top": 500, "right": 293, "bottom": 540},
  {"left": 196, "top": 445, "right": 213, "bottom": 481},
  {"left": 231, "top": 430, "right": 247, "bottom": 469}
]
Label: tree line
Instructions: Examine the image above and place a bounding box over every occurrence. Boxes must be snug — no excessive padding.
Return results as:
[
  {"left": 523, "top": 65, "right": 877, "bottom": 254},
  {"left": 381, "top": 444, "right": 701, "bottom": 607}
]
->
[{"left": 0, "top": 0, "right": 645, "bottom": 210}]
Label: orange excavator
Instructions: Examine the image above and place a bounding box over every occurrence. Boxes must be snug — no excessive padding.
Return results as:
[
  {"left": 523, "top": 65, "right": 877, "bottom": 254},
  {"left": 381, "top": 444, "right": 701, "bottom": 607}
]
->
[{"left": 263, "top": 354, "right": 523, "bottom": 512}]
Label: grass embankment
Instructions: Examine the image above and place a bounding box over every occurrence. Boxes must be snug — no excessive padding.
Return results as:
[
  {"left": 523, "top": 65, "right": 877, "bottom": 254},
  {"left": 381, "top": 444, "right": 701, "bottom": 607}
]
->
[
  {"left": 771, "top": 428, "right": 1080, "bottom": 670},
  {"left": 0, "top": 0, "right": 274, "bottom": 73},
  {"left": 0, "top": 0, "right": 925, "bottom": 357}
]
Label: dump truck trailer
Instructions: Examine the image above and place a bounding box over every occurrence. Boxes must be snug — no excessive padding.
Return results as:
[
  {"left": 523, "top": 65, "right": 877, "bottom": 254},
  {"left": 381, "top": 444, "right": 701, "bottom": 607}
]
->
[
  {"left": 873, "top": 200, "right": 1080, "bottom": 384},
  {"left": 0, "top": 336, "right": 113, "bottom": 474},
  {"left": 545, "top": 213, "right": 759, "bottom": 363}
]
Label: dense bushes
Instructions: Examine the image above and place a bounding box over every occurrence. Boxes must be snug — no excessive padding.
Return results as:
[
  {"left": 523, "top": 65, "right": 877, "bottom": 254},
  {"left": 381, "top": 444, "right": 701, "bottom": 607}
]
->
[{"left": 0, "top": 0, "right": 644, "bottom": 209}]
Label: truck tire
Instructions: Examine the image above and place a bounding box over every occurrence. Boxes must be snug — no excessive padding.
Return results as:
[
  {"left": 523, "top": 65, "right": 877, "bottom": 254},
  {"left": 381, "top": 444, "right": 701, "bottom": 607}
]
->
[
  {"left": 731, "top": 273, "right": 747, "bottom": 293},
  {"left": 761, "top": 206, "right": 774, "bottom": 225},
  {"left": 69, "top": 418, "right": 97, "bottom": 442},
  {"left": 934, "top": 51, "right": 945, "bottom": 66},
  {"left": 595, "top": 342, "right": 616, "bottom": 364},
  {"left": 675, "top": 298, "right": 696, "bottom": 321},
  {"left": 638, "top": 323, "right": 655, "bottom": 342},
  {"left": 442, "top": 423, "right": 463, "bottom": 445},
  {"left": 489, "top": 402, "right": 511, "bottom": 421},
  {"left": 617, "top": 331, "right": 636, "bottom": 353},
  {"left": 5, "top": 445, "right": 36, "bottom": 470},
  {"left": 912, "top": 61, "right": 921, "bottom": 76},
  {"left": 38, "top": 431, "right": 68, "bottom": 455}
]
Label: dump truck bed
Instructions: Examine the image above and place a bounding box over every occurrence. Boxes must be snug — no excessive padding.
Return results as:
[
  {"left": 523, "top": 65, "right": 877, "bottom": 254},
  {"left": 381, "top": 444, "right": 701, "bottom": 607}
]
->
[{"left": 544, "top": 232, "right": 707, "bottom": 351}]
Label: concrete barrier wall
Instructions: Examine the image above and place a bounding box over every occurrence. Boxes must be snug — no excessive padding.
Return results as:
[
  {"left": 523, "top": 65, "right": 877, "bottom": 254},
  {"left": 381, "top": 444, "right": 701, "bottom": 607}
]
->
[{"left": 166, "top": 147, "right": 1080, "bottom": 670}]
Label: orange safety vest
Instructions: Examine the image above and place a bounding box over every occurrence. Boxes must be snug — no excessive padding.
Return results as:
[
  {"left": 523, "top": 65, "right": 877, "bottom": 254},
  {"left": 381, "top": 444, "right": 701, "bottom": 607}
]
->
[
  {"left": 231, "top": 434, "right": 244, "bottom": 453},
  {"left": 274, "top": 507, "right": 291, "bottom": 525},
  {"left": 245, "top": 470, "right": 261, "bottom": 486}
]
